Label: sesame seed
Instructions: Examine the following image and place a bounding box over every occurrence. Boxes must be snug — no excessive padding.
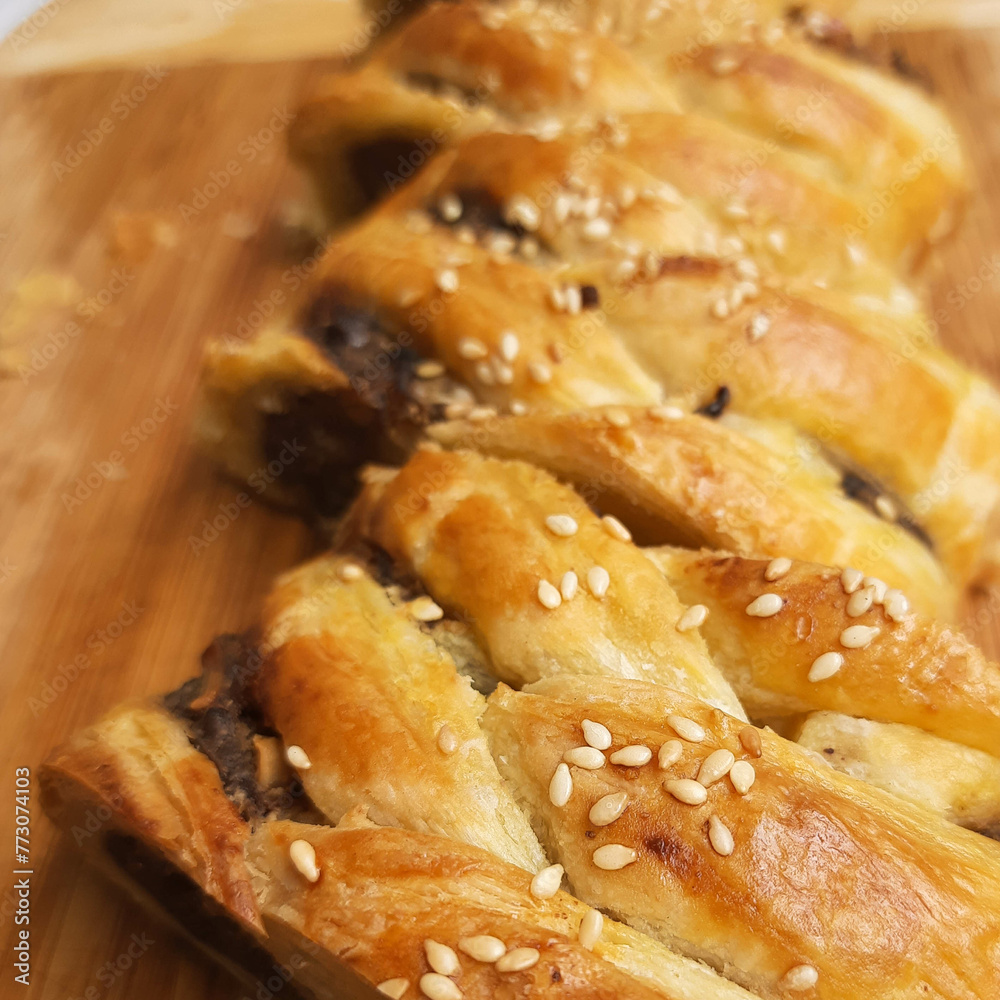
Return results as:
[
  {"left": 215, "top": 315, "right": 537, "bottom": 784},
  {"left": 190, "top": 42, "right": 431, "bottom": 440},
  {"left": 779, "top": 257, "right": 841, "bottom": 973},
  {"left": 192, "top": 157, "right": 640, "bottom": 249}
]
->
[
  {"left": 729, "top": 760, "right": 756, "bottom": 794},
  {"left": 589, "top": 791, "right": 629, "bottom": 826},
  {"left": 437, "top": 724, "right": 458, "bottom": 755},
  {"left": 424, "top": 940, "right": 460, "bottom": 976},
  {"left": 549, "top": 762, "right": 573, "bottom": 806},
  {"left": 505, "top": 195, "right": 540, "bottom": 232},
  {"left": 579, "top": 908, "right": 604, "bottom": 950},
  {"left": 676, "top": 604, "right": 708, "bottom": 632},
  {"left": 548, "top": 286, "right": 567, "bottom": 311},
  {"left": 846, "top": 586, "right": 875, "bottom": 617},
  {"left": 499, "top": 331, "right": 520, "bottom": 362},
  {"left": 285, "top": 745, "right": 312, "bottom": 770},
  {"left": 416, "top": 360, "right": 446, "bottom": 379},
  {"left": 495, "top": 947, "right": 540, "bottom": 973},
  {"left": 746, "top": 593, "right": 783, "bottom": 617},
  {"left": 864, "top": 576, "right": 888, "bottom": 603},
  {"left": 840, "top": 624, "right": 880, "bottom": 649},
  {"left": 667, "top": 715, "right": 706, "bottom": 742},
  {"left": 738, "top": 727, "right": 762, "bottom": 758},
  {"left": 582, "top": 719, "right": 612, "bottom": 750},
  {"left": 708, "top": 815, "right": 734, "bottom": 856},
  {"left": 438, "top": 194, "right": 463, "bottom": 222},
  {"left": 764, "top": 557, "right": 791, "bottom": 581},
  {"left": 490, "top": 232, "right": 516, "bottom": 255},
  {"left": 458, "top": 935, "right": 506, "bottom": 963},
  {"left": 884, "top": 589, "right": 910, "bottom": 621},
  {"left": 530, "top": 864, "right": 564, "bottom": 899},
  {"left": 593, "top": 844, "right": 638, "bottom": 870},
  {"left": 602, "top": 515, "right": 632, "bottom": 542},
  {"left": 735, "top": 257, "right": 760, "bottom": 281},
  {"left": 712, "top": 53, "right": 742, "bottom": 75},
  {"left": 781, "top": 965, "right": 819, "bottom": 992},
  {"left": 510, "top": 400, "right": 528, "bottom": 416},
  {"left": 377, "top": 979, "right": 409, "bottom": 999},
  {"left": 288, "top": 839, "right": 320, "bottom": 882},
  {"left": 545, "top": 514, "right": 578, "bottom": 537},
  {"left": 435, "top": 269, "right": 459, "bottom": 293},
  {"left": 583, "top": 217, "right": 612, "bottom": 241},
  {"left": 658, "top": 740, "right": 683, "bottom": 768},
  {"left": 605, "top": 408, "right": 631, "bottom": 428},
  {"left": 724, "top": 201, "right": 750, "bottom": 220},
  {"left": 474, "top": 361, "right": 495, "bottom": 385},
  {"left": 767, "top": 228, "right": 787, "bottom": 255},
  {"left": 537, "top": 579, "right": 562, "bottom": 610},
  {"left": 664, "top": 778, "right": 708, "bottom": 805},
  {"left": 565, "top": 285, "right": 583, "bottom": 314},
  {"left": 519, "top": 236, "right": 539, "bottom": 260},
  {"left": 610, "top": 745, "right": 653, "bottom": 767},
  {"left": 587, "top": 566, "right": 610, "bottom": 598},
  {"left": 548, "top": 342, "right": 566, "bottom": 363},
  {"left": 411, "top": 597, "right": 444, "bottom": 622},
  {"left": 874, "top": 495, "right": 897, "bottom": 520},
  {"left": 747, "top": 311, "right": 772, "bottom": 342},
  {"left": 840, "top": 567, "right": 864, "bottom": 594},
  {"left": 711, "top": 297, "right": 731, "bottom": 319},
  {"left": 338, "top": 562, "right": 363, "bottom": 581},
  {"left": 493, "top": 360, "right": 514, "bottom": 385},
  {"left": 528, "top": 361, "right": 552, "bottom": 384},
  {"left": 697, "top": 749, "right": 735, "bottom": 786},
  {"left": 650, "top": 404, "right": 685, "bottom": 420},
  {"left": 808, "top": 651, "right": 844, "bottom": 682},
  {"left": 419, "top": 973, "right": 462, "bottom": 1000},
  {"left": 467, "top": 406, "right": 496, "bottom": 422},
  {"left": 559, "top": 570, "right": 579, "bottom": 602},
  {"left": 619, "top": 184, "right": 637, "bottom": 208},
  {"left": 564, "top": 746, "right": 606, "bottom": 769}
]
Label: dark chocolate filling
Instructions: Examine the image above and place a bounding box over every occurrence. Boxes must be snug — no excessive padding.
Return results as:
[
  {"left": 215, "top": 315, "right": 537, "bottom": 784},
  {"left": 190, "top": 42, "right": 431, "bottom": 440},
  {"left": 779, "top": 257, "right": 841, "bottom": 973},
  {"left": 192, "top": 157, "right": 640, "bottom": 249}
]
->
[
  {"left": 696, "top": 385, "right": 731, "bottom": 419},
  {"left": 839, "top": 469, "right": 933, "bottom": 549},
  {"left": 103, "top": 832, "right": 306, "bottom": 997},
  {"left": 268, "top": 293, "right": 469, "bottom": 518},
  {"left": 164, "top": 634, "right": 305, "bottom": 824},
  {"left": 346, "top": 136, "right": 430, "bottom": 209},
  {"left": 430, "top": 186, "right": 526, "bottom": 240}
]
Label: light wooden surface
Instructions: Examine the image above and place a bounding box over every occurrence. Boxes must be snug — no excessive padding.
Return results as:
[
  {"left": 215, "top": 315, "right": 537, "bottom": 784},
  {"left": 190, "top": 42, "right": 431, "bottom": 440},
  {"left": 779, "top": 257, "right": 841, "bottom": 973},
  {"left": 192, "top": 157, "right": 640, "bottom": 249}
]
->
[{"left": 2, "top": 16, "right": 1000, "bottom": 1000}]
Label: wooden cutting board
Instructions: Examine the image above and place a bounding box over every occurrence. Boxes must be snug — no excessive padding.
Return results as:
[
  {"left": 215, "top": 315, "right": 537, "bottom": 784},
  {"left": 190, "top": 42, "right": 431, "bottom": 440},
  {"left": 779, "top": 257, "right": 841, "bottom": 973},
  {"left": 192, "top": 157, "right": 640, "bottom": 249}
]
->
[{"left": 3, "top": 19, "right": 1000, "bottom": 1000}]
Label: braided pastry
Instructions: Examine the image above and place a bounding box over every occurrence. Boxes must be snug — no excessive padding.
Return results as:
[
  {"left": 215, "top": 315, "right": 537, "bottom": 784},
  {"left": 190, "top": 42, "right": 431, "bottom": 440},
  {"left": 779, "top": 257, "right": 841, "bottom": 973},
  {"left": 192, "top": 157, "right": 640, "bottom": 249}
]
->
[
  {"left": 42, "top": 2, "right": 1000, "bottom": 998},
  {"left": 41, "top": 445, "right": 1000, "bottom": 997}
]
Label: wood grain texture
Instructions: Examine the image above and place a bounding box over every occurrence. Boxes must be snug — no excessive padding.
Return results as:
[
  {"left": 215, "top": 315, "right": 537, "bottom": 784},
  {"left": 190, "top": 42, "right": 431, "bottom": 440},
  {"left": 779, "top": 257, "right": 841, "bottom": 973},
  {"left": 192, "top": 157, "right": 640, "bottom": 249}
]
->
[{"left": 1, "top": 22, "right": 1000, "bottom": 1000}]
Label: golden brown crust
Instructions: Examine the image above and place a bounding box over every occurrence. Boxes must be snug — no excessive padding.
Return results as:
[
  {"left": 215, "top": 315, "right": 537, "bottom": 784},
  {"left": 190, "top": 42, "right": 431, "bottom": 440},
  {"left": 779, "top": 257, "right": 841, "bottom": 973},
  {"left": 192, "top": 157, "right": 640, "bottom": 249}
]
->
[
  {"left": 430, "top": 409, "right": 955, "bottom": 619},
  {"left": 249, "top": 820, "right": 763, "bottom": 1000},
  {"left": 794, "top": 712, "right": 1000, "bottom": 832},
  {"left": 255, "top": 552, "right": 548, "bottom": 871},
  {"left": 40, "top": 702, "right": 260, "bottom": 932},
  {"left": 483, "top": 675, "right": 1000, "bottom": 1000},
  {"left": 292, "top": 1, "right": 966, "bottom": 264},
  {"left": 344, "top": 447, "right": 746, "bottom": 717},
  {"left": 647, "top": 548, "right": 1000, "bottom": 756}
]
